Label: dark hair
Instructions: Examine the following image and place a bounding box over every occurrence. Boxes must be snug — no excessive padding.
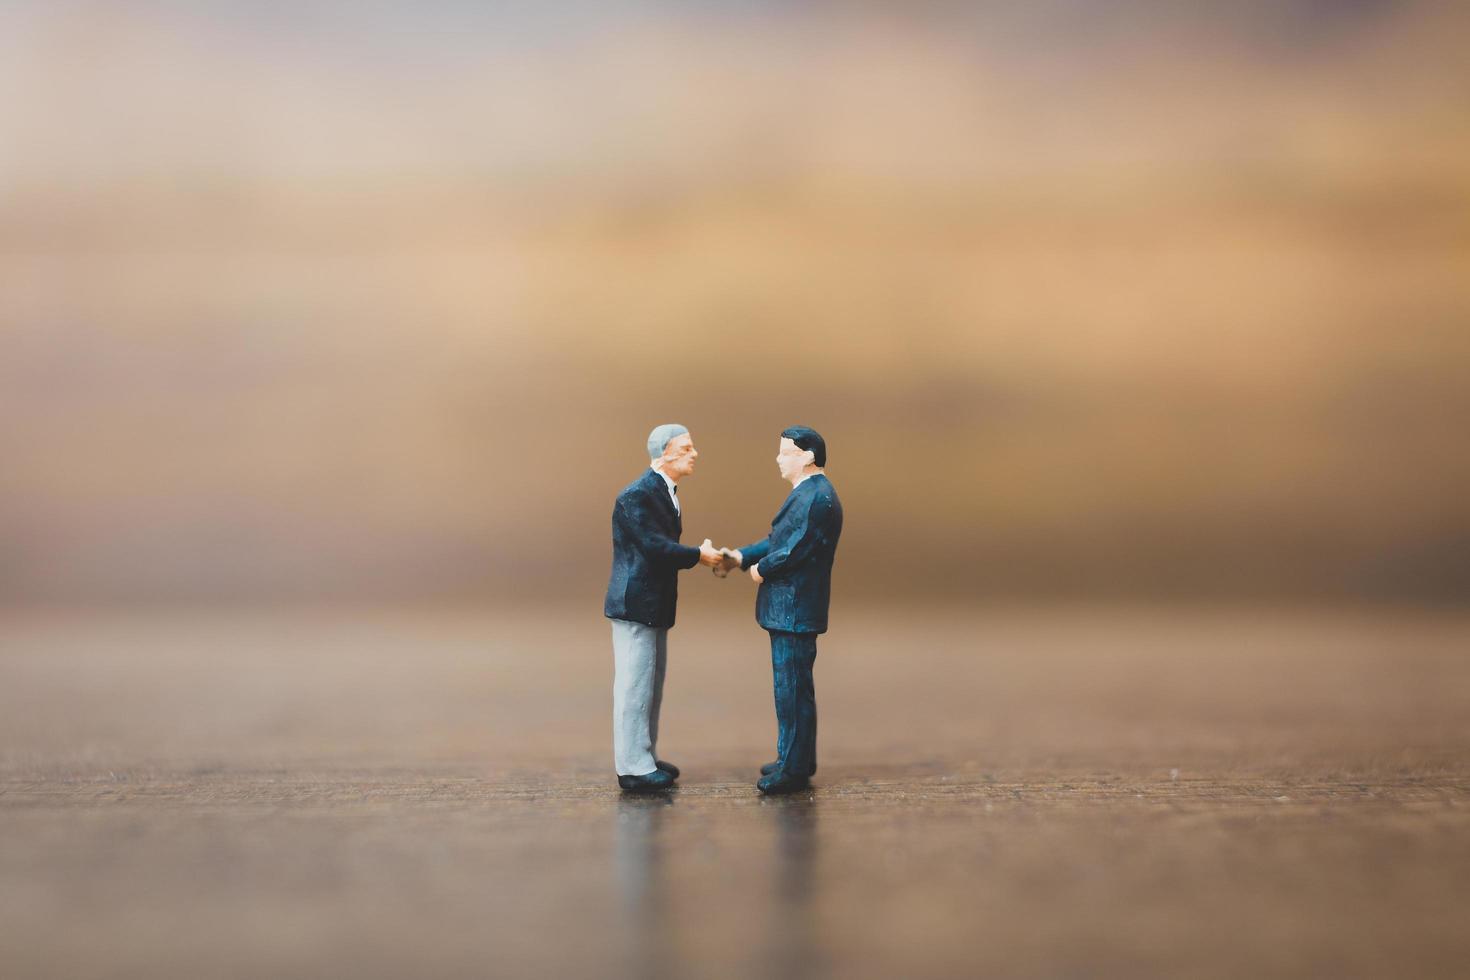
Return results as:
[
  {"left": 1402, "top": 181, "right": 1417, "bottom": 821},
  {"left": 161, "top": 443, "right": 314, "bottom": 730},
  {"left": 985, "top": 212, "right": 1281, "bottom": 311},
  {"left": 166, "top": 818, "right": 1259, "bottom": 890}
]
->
[{"left": 781, "top": 425, "right": 826, "bottom": 468}]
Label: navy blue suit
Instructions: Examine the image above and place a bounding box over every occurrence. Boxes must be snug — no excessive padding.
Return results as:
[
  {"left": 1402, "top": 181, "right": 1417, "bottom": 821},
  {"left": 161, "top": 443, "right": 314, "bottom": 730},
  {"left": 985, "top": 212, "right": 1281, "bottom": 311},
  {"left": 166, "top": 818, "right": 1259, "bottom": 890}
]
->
[
  {"left": 738, "top": 474, "right": 843, "bottom": 634},
  {"left": 604, "top": 468, "right": 700, "bottom": 629},
  {"left": 739, "top": 474, "right": 843, "bottom": 778}
]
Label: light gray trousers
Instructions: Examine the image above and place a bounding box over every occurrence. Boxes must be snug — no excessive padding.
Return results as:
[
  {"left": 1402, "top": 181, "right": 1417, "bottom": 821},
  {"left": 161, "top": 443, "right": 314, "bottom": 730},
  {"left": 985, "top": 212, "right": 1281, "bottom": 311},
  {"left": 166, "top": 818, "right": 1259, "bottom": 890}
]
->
[{"left": 610, "top": 619, "right": 668, "bottom": 776}]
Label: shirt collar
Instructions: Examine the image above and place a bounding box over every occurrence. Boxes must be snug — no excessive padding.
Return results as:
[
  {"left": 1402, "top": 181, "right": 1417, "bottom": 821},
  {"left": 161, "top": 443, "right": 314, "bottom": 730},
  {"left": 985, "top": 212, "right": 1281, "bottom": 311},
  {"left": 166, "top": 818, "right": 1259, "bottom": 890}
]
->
[{"left": 651, "top": 466, "right": 678, "bottom": 493}]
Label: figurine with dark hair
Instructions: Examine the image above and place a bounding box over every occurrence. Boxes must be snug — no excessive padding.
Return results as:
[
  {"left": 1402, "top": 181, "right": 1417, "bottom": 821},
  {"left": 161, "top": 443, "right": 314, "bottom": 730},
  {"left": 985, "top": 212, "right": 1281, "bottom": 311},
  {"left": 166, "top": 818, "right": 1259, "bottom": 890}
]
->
[
  {"left": 723, "top": 426, "right": 843, "bottom": 795},
  {"left": 605, "top": 424, "right": 725, "bottom": 792}
]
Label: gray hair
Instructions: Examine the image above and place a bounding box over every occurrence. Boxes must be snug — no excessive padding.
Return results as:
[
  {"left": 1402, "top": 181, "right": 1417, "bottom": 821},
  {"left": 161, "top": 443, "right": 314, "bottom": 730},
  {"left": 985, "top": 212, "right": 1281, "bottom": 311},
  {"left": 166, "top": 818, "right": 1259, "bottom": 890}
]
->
[{"left": 646, "top": 423, "right": 689, "bottom": 460}]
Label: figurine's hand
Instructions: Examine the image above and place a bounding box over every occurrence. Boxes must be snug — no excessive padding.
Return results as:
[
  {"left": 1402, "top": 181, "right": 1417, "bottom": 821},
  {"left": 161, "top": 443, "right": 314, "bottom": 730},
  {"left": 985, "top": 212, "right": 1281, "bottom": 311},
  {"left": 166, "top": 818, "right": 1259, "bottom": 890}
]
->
[
  {"left": 749, "top": 563, "right": 764, "bottom": 584},
  {"left": 711, "top": 545, "right": 735, "bottom": 578},
  {"left": 698, "top": 538, "right": 723, "bottom": 568}
]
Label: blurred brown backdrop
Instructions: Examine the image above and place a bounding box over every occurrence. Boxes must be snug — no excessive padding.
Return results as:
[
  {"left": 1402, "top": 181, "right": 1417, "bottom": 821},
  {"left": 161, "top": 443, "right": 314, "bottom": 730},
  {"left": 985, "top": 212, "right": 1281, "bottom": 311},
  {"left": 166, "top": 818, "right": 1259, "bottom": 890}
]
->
[{"left": 2, "top": 0, "right": 1467, "bottom": 605}]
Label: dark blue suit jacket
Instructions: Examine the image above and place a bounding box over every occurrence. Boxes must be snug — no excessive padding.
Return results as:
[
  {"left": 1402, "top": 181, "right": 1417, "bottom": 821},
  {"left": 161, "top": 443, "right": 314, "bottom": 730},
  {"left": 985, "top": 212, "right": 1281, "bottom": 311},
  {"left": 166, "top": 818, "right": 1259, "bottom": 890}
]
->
[
  {"left": 739, "top": 474, "right": 843, "bottom": 635},
  {"left": 604, "top": 468, "right": 701, "bottom": 629}
]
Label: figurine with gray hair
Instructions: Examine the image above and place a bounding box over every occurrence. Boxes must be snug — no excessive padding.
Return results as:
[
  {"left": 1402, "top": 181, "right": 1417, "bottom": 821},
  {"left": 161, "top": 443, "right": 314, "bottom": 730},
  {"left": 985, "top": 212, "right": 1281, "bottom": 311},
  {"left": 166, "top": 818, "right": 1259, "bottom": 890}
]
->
[{"left": 604, "top": 423, "right": 726, "bottom": 792}]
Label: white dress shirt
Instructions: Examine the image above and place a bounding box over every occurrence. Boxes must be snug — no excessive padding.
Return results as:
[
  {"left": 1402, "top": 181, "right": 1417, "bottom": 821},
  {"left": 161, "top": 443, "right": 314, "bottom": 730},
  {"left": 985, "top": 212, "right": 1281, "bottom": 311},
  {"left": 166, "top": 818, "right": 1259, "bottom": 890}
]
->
[{"left": 652, "top": 466, "right": 680, "bottom": 515}]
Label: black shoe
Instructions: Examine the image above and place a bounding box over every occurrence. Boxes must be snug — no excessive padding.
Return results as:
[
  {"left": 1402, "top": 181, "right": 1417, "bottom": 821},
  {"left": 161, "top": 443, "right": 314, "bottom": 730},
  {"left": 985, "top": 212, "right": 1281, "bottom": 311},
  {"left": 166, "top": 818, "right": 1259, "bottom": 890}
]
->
[
  {"left": 760, "top": 760, "right": 780, "bottom": 776},
  {"left": 655, "top": 760, "right": 680, "bottom": 779},
  {"left": 619, "top": 770, "right": 676, "bottom": 793},
  {"left": 757, "top": 771, "right": 811, "bottom": 795}
]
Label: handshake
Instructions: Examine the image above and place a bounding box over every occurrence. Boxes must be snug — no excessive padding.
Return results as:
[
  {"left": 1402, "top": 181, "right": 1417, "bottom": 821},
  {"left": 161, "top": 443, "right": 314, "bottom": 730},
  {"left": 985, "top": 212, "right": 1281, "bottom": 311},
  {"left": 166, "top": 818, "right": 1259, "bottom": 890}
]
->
[{"left": 697, "top": 540, "right": 749, "bottom": 580}]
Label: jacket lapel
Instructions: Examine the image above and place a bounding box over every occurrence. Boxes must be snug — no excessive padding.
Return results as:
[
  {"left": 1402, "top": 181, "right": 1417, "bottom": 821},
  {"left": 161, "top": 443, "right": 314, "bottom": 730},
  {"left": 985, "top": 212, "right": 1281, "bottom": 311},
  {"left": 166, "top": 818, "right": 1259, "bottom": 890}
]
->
[
  {"left": 772, "top": 479, "right": 810, "bottom": 525},
  {"left": 643, "top": 468, "right": 681, "bottom": 533}
]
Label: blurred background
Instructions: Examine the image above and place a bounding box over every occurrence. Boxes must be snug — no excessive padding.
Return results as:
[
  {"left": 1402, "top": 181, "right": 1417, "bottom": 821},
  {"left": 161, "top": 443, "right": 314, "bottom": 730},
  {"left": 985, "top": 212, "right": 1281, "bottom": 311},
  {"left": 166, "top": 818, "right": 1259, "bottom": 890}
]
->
[
  {"left": 5, "top": 5, "right": 1470, "bottom": 979},
  {"left": 3, "top": 0, "right": 1467, "bottom": 608}
]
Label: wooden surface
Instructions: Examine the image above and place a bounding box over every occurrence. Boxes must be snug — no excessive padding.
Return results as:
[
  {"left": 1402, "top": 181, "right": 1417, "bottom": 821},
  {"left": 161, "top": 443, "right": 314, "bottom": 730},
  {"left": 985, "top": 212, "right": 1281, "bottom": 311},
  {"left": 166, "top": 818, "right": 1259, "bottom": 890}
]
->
[{"left": 2, "top": 603, "right": 1468, "bottom": 978}]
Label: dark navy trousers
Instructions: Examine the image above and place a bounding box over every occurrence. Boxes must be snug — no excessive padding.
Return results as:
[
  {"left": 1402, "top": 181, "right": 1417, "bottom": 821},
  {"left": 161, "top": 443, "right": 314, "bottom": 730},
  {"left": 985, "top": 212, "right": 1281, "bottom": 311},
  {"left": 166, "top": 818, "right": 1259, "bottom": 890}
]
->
[{"left": 770, "top": 630, "right": 818, "bottom": 777}]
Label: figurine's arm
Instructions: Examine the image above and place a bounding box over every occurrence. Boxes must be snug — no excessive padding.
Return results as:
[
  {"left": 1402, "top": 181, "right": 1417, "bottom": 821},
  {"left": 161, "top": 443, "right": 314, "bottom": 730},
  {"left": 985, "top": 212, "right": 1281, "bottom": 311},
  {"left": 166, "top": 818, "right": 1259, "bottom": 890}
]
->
[
  {"left": 734, "top": 538, "right": 771, "bottom": 570},
  {"left": 615, "top": 495, "right": 700, "bottom": 569},
  {"left": 749, "top": 495, "right": 830, "bottom": 581}
]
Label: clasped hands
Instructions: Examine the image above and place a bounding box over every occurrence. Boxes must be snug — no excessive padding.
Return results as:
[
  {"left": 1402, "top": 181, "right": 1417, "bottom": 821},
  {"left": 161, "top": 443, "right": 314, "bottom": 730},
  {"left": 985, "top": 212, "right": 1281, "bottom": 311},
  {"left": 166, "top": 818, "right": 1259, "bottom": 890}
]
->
[{"left": 698, "top": 540, "right": 760, "bottom": 581}]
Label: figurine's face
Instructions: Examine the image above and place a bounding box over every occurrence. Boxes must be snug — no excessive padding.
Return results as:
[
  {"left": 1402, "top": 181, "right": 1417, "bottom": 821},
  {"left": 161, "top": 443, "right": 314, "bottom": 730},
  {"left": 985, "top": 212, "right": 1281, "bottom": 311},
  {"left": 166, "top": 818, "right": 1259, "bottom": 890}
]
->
[
  {"left": 659, "top": 432, "right": 698, "bottom": 480},
  {"left": 776, "top": 437, "right": 815, "bottom": 482}
]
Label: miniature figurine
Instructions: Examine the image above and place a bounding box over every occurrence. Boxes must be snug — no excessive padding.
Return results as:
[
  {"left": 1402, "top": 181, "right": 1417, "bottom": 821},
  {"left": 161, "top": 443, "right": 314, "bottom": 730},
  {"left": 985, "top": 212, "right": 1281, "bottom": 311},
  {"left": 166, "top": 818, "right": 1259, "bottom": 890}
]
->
[
  {"left": 723, "top": 426, "right": 843, "bottom": 794},
  {"left": 605, "top": 424, "right": 724, "bottom": 792}
]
